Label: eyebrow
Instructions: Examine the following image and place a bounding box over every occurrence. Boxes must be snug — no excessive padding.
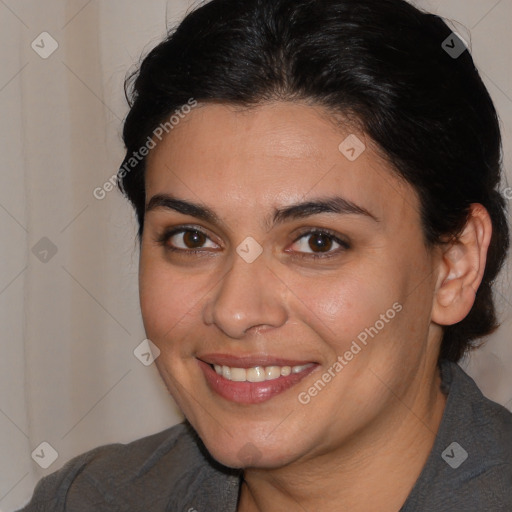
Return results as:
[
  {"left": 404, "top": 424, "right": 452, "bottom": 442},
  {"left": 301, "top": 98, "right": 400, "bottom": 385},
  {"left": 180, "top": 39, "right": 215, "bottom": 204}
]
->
[{"left": 145, "top": 193, "right": 379, "bottom": 229}]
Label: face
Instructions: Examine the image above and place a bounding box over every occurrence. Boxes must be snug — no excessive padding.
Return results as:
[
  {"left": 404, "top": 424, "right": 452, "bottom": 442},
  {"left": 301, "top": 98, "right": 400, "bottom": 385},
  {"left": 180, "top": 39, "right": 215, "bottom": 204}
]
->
[{"left": 139, "top": 101, "right": 441, "bottom": 469}]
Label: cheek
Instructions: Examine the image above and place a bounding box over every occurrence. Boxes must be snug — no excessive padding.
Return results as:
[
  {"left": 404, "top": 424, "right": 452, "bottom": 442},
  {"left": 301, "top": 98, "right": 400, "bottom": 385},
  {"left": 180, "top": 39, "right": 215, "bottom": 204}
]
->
[
  {"left": 138, "top": 255, "right": 200, "bottom": 345},
  {"left": 284, "top": 270, "right": 391, "bottom": 351}
]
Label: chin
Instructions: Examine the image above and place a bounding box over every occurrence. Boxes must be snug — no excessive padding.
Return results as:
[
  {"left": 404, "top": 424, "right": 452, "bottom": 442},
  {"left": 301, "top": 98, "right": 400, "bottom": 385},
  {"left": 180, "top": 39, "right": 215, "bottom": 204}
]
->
[{"left": 200, "top": 433, "right": 300, "bottom": 469}]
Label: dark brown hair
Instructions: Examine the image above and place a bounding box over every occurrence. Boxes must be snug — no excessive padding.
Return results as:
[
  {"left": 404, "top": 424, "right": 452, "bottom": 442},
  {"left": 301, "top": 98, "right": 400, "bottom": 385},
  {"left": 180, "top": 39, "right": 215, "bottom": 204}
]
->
[{"left": 118, "top": 0, "right": 509, "bottom": 362}]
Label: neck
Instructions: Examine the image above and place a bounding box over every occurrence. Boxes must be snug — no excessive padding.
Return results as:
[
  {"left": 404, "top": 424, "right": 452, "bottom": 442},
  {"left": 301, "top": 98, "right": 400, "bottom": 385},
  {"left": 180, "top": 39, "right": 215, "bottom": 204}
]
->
[{"left": 237, "top": 363, "right": 447, "bottom": 512}]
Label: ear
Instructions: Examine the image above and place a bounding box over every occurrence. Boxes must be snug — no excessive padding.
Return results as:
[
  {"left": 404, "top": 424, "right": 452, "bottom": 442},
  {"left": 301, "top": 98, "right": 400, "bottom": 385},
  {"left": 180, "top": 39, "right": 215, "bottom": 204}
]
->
[{"left": 431, "top": 204, "right": 493, "bottom": 326}]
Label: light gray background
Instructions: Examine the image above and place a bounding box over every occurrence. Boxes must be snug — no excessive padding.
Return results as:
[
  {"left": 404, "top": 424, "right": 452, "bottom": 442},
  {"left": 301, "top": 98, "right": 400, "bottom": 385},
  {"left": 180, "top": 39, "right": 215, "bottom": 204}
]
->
[{"left": 0, "top": 1, "right": 510, "bottom": 510}]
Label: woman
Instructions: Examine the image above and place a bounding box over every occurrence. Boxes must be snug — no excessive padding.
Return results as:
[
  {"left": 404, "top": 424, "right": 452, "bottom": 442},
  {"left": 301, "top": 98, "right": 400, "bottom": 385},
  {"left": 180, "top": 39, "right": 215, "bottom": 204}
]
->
[{"left": 19, "top": 0, "right": 512, "bottom": 510}]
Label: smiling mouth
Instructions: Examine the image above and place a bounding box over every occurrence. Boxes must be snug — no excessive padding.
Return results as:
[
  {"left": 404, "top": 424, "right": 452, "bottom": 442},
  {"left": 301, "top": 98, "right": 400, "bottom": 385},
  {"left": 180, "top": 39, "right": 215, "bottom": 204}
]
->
[
  {"left": 197, "top": 359, "right": 318, "bottom": 404},
  {"left": 211, "top": 363, "right": 314, "bottom": 382}
]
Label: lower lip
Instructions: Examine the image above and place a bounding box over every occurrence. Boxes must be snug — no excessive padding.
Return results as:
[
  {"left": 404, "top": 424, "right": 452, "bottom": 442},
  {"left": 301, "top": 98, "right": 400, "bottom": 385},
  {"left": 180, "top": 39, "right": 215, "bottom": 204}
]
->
[{"left": 198, "top": 359, "right": 317, "bottom": 404}]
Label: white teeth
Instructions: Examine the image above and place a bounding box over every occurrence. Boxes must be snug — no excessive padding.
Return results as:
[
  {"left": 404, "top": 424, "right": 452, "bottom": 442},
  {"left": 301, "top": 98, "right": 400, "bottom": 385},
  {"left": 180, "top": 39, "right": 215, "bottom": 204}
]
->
[
  {"left": 292, "top": 364, "right": 310, "bottom": 374},
  {"left": 246, "top": 366, "right": 266, "bottom": 382},
  {"left": 222, "top": 365, "right": 231, "bottom": 380},
  {"left": 212, "top": 363, "right": 313, "bottom": 382},
  {"left": 230, "top": 367, "right": 247, "bottom": 382},
  {"left": 265, "top": 366, "right": 281, "bottom": 380}
]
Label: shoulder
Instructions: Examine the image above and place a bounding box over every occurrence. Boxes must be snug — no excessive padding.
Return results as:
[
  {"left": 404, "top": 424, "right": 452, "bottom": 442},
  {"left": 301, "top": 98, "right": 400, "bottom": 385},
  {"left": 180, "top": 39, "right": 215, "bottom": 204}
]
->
[
  {"left": 403, "top": 361, "right": 512, "bottom": 511},
  {"left": 17, "top": 422, "right": 217, "bottom": 511},
  {"left": 444, "top": 362, "right": 512, "bottom": 507},
  {"left": 447, "top": 361, "right": 512, "bottom": 460}
]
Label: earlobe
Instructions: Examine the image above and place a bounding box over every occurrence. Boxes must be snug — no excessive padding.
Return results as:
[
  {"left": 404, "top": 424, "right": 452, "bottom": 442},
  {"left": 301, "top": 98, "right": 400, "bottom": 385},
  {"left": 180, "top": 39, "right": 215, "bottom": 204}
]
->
[
  {"left": 436, "top": 278, "right": 460, "bottom": 308},
  {"left": 431, "top": 204, "right": 492, "bottom": 326}
]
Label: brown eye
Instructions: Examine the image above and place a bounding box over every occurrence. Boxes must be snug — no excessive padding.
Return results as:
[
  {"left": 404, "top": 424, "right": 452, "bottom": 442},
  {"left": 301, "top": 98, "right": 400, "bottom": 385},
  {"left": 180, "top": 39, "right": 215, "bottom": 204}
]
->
[
  {"left": 158, "top": 228, "right": 219, "bottom": 252},
  {"left": 307, "top": 233, "right": 334, "bottom": 253},
  {"left": 289, "top": 229, "right": 350, "bottom": 258},
  {"left": 182, "top": 230, "right": 207, "bottom": 248}
]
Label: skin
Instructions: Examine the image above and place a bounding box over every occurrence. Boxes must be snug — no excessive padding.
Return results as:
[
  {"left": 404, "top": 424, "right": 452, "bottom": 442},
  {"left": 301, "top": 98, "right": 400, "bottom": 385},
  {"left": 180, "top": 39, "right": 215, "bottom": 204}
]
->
[{"left": 139, "top": 101, "right": 492, "bottom": 511}]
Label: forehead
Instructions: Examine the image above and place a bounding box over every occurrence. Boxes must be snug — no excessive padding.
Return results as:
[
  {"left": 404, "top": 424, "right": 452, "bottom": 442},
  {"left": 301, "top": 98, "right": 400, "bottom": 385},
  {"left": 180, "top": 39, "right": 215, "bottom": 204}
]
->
[{"left": 144, "top": 101, "right": 417, "bottom": 225}]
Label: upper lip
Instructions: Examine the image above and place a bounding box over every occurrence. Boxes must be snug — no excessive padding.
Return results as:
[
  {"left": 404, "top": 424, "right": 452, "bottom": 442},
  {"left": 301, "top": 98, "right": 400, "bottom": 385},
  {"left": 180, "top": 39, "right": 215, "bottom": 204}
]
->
[{"left": 198, "top": 353, "right": 317, "bottom": 368}]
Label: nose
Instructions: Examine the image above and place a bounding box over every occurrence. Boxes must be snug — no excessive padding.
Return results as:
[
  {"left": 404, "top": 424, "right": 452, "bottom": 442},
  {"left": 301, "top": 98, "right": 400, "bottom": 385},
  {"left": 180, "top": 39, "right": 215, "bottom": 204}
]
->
[{"left": 202, "top": 251, "right": 288, "bottom": 338}]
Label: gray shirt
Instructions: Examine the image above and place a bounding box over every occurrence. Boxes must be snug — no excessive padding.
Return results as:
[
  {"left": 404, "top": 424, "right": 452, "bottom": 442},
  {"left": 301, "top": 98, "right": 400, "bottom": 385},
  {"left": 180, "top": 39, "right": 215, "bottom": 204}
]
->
[{"left": 17, "top": 361, "right": 512, "bottom": 511}]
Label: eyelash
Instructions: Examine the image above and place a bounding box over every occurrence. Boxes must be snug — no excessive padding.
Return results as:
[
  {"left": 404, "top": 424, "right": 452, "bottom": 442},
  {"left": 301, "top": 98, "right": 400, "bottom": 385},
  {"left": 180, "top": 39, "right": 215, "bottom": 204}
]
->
[{"left": 155, "top": 225, "right": 350, "bottom": 260}]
